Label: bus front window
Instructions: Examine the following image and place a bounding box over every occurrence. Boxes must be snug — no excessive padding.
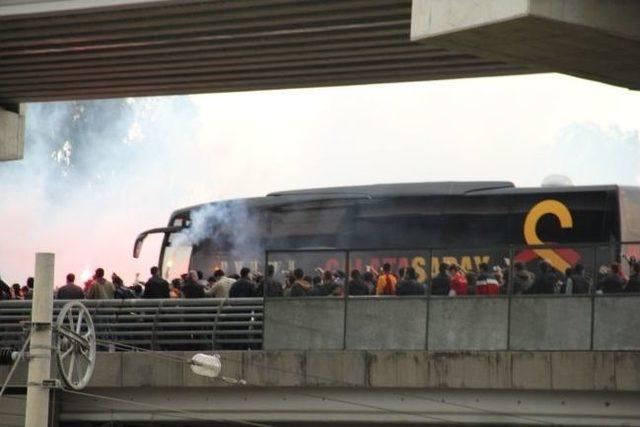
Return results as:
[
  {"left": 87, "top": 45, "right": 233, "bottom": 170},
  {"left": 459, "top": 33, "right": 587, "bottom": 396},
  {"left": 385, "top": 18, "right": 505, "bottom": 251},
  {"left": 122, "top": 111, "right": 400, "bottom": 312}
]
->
[{"left": 162, "top": 233, "right": 193, "bottom": 279}]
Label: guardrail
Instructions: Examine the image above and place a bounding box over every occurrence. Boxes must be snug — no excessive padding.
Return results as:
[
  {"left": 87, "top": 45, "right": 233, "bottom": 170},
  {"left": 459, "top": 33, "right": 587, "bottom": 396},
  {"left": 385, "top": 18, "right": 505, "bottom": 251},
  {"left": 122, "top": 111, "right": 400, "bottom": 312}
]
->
[
  {"left": 1, "top": 295, "right": 638, "bottom": 352},
  {"left": 0, "top": 298, "right": 263, "bottom": 351}
]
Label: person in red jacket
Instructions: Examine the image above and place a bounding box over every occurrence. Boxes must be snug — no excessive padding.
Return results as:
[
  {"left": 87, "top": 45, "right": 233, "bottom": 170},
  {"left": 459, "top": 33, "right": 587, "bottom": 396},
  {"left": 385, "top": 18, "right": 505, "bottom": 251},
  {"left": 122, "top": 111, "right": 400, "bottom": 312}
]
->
[{"left": 448, "top": 264, "right": 468, "bottom": 296}]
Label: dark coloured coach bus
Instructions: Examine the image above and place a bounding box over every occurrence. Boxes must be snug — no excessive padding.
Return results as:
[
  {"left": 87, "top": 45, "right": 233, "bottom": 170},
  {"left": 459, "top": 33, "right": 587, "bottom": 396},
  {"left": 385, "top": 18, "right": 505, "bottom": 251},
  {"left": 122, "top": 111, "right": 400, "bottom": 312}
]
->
[{"left": 133, "top": 182, "right": 640, "bottom": 283}]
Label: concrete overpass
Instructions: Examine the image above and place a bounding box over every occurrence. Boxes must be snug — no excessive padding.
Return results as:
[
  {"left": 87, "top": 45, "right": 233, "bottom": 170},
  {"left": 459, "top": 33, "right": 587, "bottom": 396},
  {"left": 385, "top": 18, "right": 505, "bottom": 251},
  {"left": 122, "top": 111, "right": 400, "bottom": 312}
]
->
[
  {"left": 1, "top": 295, "right": 639, "bottom": 425},
  {"left": 1, "top": 0, "right": 640, "bottom": 160}
]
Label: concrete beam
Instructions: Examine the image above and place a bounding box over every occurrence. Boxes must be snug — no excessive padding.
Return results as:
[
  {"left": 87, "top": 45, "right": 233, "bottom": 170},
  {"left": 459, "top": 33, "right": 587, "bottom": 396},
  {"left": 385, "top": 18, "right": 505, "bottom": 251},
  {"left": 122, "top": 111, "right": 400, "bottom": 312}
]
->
[
  {"left": 0, "top": 104, "right": 25, "bottom": 161},
  {"left": 411, "top": 0, "right": 640, "bottom": 89},
  {"left": 10, "top": 350, "right": 628, "bottom": 392},
  {"left": 0, "top": 0, "right": 163, "bottom": 17}
]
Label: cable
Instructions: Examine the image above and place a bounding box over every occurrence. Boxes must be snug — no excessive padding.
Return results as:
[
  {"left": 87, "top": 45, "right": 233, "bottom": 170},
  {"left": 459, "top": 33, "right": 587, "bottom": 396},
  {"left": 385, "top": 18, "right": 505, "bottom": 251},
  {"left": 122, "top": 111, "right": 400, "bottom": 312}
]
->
[
  {"left": 93, "top": 339, "right": 551, "bottom": 425},
  {"left": 92, "top": 339, "right": 457, "bottom": 424},
  {"left": 61, "top": 388, "right": 274, "bottom": 427}
]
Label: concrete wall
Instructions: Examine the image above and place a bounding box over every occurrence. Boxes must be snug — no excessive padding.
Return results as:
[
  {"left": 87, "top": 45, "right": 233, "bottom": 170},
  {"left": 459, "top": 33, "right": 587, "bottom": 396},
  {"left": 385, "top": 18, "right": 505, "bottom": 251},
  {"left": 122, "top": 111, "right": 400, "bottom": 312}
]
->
[
  {"left": 263, "top": 298, "right": 345, "bottom": 350},
  {"left": 2, "top": 351, "right": 639, "bottom": 403},
  {"left": 428, "top": 297, "right": 509, "bottom": 350},
  {"left": 265, "top": 296, "right": 637, "bottom": 351},
  {"left": 345, "top": 297, "right": 427, "bottom": 350},
  {"left": 15, "top": 350, "right": 629, "bottom": 391},
  {"left": 593, "top": 296, "right": 640, "bottom": 350},
  {"left": 509, "top": 296, "right": 592, "bottom": 350}
]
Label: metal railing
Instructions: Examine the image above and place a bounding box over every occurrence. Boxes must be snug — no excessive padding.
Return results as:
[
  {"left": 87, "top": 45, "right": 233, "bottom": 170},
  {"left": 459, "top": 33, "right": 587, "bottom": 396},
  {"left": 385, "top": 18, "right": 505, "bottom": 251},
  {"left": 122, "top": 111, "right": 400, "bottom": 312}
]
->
[{"left": 0, "top": 298, "right": 263, "bottom": 351}]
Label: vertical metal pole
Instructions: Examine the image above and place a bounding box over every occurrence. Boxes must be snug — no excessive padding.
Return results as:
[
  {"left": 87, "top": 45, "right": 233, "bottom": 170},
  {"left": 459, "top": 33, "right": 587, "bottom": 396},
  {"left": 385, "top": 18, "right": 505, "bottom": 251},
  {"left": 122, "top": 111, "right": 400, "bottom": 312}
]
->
[
  {"left": 425, "top": 248, "right": 433, "bottom": 350},
  {"left": 342, "top": 250, "right": 349, "bottom": 350},
  {"left": 506, "top": 246, "right": 514, "bottom": 351},
  {"left": 25, "top": 252, "right": 54, "bottom": 427}
]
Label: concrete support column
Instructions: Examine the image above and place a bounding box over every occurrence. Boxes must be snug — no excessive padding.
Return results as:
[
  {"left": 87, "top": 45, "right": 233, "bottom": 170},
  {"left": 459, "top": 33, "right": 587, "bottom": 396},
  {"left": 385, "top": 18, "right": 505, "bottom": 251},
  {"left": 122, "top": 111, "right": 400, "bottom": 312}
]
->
[
  {"left": 25, "top": 253, "right": 55, "bottom": 427},
  {"left": 411, "top": 0, "right": 640, "bottom": 89},
  {"left": 0, "top": 104, "right": 25, "bottom": 161}
]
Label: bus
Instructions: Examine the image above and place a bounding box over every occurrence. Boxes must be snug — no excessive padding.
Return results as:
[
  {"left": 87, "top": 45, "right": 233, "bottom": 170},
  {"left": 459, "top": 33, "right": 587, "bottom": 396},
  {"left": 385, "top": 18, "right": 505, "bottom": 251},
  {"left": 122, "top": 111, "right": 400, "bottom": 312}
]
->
[{"left": 133, "top": 181, "right": 640, "bottom": 286}]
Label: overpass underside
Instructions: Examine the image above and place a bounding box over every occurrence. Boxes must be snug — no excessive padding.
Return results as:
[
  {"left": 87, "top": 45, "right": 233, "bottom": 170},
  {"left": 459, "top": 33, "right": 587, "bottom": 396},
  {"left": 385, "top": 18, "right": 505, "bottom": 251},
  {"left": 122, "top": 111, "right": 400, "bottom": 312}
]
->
[
  {"left": 0, "top": 0, "right": 531, "bottom": 104},
  {"left": 2, "top": 0, "right": 640, "bottom": 160},
  {"left": 3, "top": 350, "right": 640, "bottom": 426}
]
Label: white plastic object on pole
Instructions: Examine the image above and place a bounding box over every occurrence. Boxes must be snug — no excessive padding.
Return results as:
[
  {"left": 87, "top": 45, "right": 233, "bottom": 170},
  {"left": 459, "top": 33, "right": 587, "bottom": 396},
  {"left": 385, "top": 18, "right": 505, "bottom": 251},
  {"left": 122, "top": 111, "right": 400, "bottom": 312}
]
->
[
  {"left": 25, "top": 252, "right": 54, "bottom": 427},
  {"left": 190, "top": 353, "right": 221, "bottom": 378}
]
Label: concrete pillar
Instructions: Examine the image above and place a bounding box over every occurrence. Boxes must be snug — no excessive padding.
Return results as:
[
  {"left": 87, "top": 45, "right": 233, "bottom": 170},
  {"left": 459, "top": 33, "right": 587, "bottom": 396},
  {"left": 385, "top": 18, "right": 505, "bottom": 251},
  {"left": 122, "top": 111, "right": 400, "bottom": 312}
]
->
[
  {"left": 411, "top": 0, "right": 640, "bottom": 89},
  {"left": 25, "top": 253, "right": 55, "bottom": 427},
  {"left": 0, "top": 104, "right": 25, "bottom": 161}
]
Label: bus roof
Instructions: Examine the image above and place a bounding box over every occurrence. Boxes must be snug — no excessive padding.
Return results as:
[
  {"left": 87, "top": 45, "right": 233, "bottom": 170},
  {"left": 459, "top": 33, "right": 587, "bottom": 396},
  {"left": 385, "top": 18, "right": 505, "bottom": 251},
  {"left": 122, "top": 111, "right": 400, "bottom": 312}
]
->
[{"left": 170, "top": 181, "right": 622, "bottom": 218}]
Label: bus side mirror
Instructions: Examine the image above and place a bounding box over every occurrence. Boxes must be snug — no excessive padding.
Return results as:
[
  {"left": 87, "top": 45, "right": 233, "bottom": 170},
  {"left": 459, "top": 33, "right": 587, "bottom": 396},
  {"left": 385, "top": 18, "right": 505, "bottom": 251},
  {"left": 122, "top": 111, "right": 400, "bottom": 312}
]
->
[{"left": 133, "top": 235, "right": 145, "bottom": 258}]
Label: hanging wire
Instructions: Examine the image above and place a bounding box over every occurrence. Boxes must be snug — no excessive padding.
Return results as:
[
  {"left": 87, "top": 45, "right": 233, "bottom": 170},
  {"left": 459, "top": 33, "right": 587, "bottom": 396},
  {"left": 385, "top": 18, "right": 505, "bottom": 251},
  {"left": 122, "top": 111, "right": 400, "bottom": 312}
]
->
[
  {"left": 61, "top": 388, "right": 274, "bottom": 427},
  {"left": 103, "top": 337, "right": 550, "bottom": 425},
  {"left": 93, "top": 338, "right": 456, "bottom": 424}
]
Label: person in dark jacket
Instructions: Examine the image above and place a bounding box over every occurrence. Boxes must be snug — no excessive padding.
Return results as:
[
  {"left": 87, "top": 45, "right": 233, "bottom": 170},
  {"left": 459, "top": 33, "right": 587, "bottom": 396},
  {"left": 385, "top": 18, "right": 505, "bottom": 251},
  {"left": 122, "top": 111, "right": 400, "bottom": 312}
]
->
[
  {"left": 569, "top": 263, "right": 591, "bottom": 294},
  {"left": 143, "top": 266, "right": 170, "bottom": 298},
  {"left": 0, "top": 277, "right": 10, "bottom": 300},
  {"left": 625, "top": 262, "right": 640, "bottom": 293},
  {"left": 181, "top": 271, "right": 206, "bottom": 298},
  {"left": 112, "top": 273, "right": 135, "bottom": 299},
  {"left": 56, "top": 273, "right": 85, "bottom": 300},
  {"left": 528, "top": 261, "right": 558, "bottom": 294},
  {"left": 24, "top": 277, "right": 34, "bottom": 300},
  {"left": 430, "top": 263, "right": 450, "bottom": 295},
  {"left": 512, "top": 262, "right": 534, "bottom": 294},
  {"left": 396, "top": 267, "right": 424, "bottom": 296},
  {"left": 260, "top": 265, "right": 283, "bottom": 297},
  {"left": 598, "top": 263, "right": 625, "bottom": 293},
  {"left": 229, "top": 267, "right": 256, "bottom": 298},
  {"left": 347, "top": 269, "right": 369, "bottom": 296}
]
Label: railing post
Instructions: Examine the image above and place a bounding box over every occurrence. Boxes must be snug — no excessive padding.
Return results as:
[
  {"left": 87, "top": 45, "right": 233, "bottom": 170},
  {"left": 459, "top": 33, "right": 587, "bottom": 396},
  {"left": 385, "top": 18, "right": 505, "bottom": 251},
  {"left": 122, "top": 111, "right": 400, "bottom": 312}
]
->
[
  {"left": 589, "top": 245, "right": 598, "bottom": 350},
  {"left": 425, "top": 248, "right": 433, "bottom": 350},
  {"left": 151, "top": 300, "right": 163, "bottom": 351},
  {"left": 343, "top": 250, "right": 349, "bottom": 350},
  {"left": 211, "top": 299, "right": 225, "bottom": 351},
  {"left": 25, "top": 253, "right": 54, "bottom": 427},
  {"left": 506, "top": 245, "right": 514, "bottom": 350}
]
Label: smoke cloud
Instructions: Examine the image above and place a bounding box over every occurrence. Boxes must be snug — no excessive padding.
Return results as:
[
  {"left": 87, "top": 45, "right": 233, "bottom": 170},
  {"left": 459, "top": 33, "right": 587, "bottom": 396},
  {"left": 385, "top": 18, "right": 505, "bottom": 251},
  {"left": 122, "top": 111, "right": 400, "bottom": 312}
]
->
[
  {"left": 0, "top": 73, "right": 638, "bottom": 288},
  {"left": 0, "top": 97, "right": 204, "bottom": 287}
]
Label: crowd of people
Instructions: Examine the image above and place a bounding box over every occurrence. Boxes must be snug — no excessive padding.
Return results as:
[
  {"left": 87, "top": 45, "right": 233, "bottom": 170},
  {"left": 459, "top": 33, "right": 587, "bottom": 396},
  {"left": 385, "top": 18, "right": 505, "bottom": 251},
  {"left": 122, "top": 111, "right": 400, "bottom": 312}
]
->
[{"left": 1, "top": 257, "right": 639, "bottom": 301}]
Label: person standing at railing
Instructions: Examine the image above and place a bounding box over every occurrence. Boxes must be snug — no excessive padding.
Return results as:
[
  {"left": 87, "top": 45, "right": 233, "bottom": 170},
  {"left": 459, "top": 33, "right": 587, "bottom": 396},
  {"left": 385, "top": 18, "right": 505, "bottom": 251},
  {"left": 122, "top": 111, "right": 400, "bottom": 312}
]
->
[
  {"left": 512, "top": 262, "right": 534, "bottom": 294},
  {"left": 86, "top": 268, "right": 115, "bottom": 299},
  {"left": 448, "top": 264, "right": 468, "bottom": 296},
  {"left": 375, "top": 263, "right": 397, "bottom": 296},
  {"left": 395, "top": 267, "right": 423, "bottom": 296},
  {"left": 56, "top": 273, "right": 85, "bottom": 300},
  {"left": 526, "top": 261, "right": 557, "bottom": 294},
  {"left": 10, "top": 283, "right": 22, "bottom": 300},
  {"left": 566, "top": 264, "right": 591, "bottom": 294},
  {"left": 475, "top": 263, "right": 501, "bottom": 295},
  {"left": 229, "top": 267, "right": 257, "bottom": 298},
  {"left": 208, "top": 269, "right": 236, "bottom": 298},
  {"left": 348, "top": 269, "right": 369, "bottom": 296},
  {"left": 260, "top": 265, "right": 283, "bottom": 297},
  {"left": 143, "top": 266, "right": 170, "bottom": 299},
  {"left": 626, "top": 262, "right": 640, "bottom": 293},
  {"left": 430, "top": 263, "right": 450, "bottom": 296},
  {"left": 182, "top": 271, "right": 206, "bottom": 298},
  {"left": 24, "top": 277, "right": 34, "bottom": 300},
  {"left": 598, "top": 263, "right": 625, "bottom": 294},
  {"left": 0, "top": 276, "right": 10, "bottom": 300}
]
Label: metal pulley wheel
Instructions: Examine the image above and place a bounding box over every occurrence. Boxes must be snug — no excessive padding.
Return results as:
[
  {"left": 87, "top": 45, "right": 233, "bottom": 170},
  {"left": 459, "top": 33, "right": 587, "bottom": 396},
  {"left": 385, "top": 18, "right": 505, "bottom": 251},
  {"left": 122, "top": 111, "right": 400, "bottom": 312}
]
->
[{"left": 55, "top": 301, "right": 96, "bottom": 390}]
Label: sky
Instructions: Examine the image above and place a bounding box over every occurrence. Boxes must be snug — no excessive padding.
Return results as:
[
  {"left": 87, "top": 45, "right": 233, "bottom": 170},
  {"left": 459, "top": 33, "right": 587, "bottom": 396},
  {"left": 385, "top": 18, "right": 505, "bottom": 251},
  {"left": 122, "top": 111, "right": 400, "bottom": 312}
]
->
[{"left": 0, "top": 72, "right": 639, "bottom": 287}]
